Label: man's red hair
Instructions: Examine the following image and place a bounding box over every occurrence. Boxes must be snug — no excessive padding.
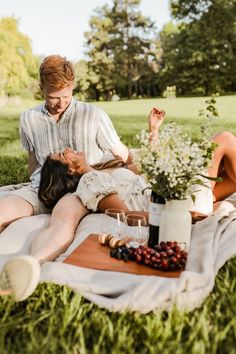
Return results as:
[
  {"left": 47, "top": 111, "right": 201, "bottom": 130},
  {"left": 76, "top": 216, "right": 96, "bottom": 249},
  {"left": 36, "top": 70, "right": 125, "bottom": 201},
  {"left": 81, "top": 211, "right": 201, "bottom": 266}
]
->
[{"left": 39, "top": 55, "right": 75, "bottom": 89}]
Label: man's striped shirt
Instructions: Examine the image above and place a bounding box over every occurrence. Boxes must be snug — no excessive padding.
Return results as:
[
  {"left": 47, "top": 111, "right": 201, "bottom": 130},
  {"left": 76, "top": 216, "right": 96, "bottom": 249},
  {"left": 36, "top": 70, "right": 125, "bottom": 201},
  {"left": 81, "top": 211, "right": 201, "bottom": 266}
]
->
[{"left": 20, "top": 98, "right": 122, "bottom": 189}]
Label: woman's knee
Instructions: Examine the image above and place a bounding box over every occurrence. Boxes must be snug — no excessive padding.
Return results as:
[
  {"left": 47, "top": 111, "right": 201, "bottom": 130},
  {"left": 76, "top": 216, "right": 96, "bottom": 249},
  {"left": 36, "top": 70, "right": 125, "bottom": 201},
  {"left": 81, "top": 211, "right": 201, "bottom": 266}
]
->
[
  {"left": 50, "top": 194, "right": 88, "bottom": 226},
  {"left": 0, "top": 196, "right": 34, "bottom": 228},
  {"left": 213, "top": 131, "right": 236, "bottom": 145}
]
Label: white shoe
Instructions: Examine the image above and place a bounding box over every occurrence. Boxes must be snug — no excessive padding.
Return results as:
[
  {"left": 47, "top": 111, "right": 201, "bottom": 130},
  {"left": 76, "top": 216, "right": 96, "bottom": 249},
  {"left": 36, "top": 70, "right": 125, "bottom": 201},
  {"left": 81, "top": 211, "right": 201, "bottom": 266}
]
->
[{"left": 0, "top": 255, "right": 41, "bottom": 301}]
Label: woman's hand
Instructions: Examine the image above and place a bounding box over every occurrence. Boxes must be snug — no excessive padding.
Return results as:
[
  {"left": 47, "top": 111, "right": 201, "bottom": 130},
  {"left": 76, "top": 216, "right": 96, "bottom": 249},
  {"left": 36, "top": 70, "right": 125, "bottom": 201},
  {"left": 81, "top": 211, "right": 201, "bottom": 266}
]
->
[
  {"left": 148, "top": 107, "right": 165, "bottom": 142},
  {"left": 148, "top": 107, "right": 165, "bottom": 130}
]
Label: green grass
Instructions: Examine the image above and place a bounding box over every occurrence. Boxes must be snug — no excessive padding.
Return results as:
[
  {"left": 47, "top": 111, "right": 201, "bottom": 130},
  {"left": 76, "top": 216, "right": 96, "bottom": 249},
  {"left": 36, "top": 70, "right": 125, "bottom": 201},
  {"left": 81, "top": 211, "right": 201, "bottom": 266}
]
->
[
  {"left": 95, "top": 95, "right": 236, "bottom": 144},
  {"left": 1, "top": 96, "right": 236, "bottom": 353}
]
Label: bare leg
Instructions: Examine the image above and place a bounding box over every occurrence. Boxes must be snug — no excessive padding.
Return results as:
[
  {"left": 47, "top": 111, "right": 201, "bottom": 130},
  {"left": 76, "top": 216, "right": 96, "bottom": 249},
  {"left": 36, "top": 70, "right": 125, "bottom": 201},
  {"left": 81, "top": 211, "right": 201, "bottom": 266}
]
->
[
  {"left": 0, "top": 196, "right": 34, "bottom": 297},
  {"left": 209, "top": 132, "right": 236, "bottom": 201},
  {"left": 30, "top": 194, "right": 88, "bottom": 263},
  {"left": 0, "top": 195, "right": 87, "bottom": 299},
  {"left": 213, "top": 171, "right": 236, "bottom": 201},
  {"left": 0, "top": 196, "right": 34, "bottom": 232}
]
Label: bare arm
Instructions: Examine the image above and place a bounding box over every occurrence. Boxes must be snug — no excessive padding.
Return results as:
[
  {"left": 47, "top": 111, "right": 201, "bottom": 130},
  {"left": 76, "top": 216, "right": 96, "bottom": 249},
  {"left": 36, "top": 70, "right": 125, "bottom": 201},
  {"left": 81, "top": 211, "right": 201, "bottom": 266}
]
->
[
  {"left": 111, "top": 108, "right": 165, "bottom": 165},
  {"left": 110, "top": 141, "right": 132, "bottom": 163},
  {"left": 126, "top": 163, "right": 139, "bottom": 174},
  {"left": 148, "top": 107, "right": 165, "bottom": 142},
  {"left": 97, "top": 194, "right": 148, "bottom": 219},
  {"left": 28, "top": 151, "right": 39, "bottom": 176},
  {"left": 125, "top": 150, "right": 134, "bottom": 164}
]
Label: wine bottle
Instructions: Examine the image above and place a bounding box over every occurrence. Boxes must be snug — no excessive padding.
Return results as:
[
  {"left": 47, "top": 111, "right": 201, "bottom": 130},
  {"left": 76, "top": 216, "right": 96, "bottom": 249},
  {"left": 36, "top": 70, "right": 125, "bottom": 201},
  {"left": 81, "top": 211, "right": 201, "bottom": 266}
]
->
[{"left": 148, "top": 191, "right": 165, "bottom": 248}]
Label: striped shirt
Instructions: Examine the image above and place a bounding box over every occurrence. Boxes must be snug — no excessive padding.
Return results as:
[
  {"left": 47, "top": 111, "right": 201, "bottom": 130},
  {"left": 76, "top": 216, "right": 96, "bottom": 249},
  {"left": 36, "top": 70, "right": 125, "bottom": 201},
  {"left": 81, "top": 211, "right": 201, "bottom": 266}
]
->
[{"left": 20, "top": 98, "right": 122, "bottom": 189}]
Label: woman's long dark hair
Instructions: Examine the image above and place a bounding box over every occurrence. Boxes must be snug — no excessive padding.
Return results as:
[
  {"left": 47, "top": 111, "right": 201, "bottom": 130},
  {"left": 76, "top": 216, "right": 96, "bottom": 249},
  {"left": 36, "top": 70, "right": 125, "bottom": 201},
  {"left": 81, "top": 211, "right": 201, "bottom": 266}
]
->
[
  {"left": 38, "top": 156, "right": 81, "bottom": 209},
  {"left": 38, "top": 156, "right": 127, "bottom": 209}
]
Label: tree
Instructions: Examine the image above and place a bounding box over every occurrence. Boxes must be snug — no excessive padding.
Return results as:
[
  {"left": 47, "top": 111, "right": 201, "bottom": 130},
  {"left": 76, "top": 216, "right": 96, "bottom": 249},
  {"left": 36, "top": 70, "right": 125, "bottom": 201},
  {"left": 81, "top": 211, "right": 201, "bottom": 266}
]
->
[
  {"left": 73, "top": 60, "right": 92, "bottom": 101},
  {"left": 171, "top": 0, "right": 215, "bottom": 20},
  {"left": 84, "top": 0, "right": 159, "bottom": 100},
  {"left": 159, "top": 0, "right": 236, "bottom": 95},
  {"left": 85, "top": 8, "right": 115, "bottom": 100},
  {"left": 0, "top": 17, "right": 38, "bottom": 96},
  {"left": 158, "top": 23, "right": 181, "bottom": 94}
]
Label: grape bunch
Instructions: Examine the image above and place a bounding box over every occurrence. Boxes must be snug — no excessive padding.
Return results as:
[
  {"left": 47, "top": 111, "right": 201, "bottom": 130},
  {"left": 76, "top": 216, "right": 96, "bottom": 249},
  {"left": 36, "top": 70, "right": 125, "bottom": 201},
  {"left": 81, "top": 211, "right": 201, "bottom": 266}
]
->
[
  {"left": 110, "top": 246, "right": 134, "bottom": 262},
  {"left": 110, "top": 241, "right": 188, "bottom": 272}
]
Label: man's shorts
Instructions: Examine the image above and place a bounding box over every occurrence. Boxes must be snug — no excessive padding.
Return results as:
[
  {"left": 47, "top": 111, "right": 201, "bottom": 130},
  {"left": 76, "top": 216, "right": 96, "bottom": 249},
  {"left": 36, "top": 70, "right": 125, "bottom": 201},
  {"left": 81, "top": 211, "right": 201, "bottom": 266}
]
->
[{"left": 0, "top": 183, "right": 50, "bottom": 215}]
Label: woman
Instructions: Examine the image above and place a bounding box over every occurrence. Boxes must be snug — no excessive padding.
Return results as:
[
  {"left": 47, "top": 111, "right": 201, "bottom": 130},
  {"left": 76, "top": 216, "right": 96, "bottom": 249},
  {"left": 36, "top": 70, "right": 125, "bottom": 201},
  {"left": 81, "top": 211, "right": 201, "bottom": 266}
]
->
[
  {"left": 39, "top": 149, "right": 149, "bottom": 216},
  {"left": 38, "top": 109, "right": 236, "bottom": 217}
]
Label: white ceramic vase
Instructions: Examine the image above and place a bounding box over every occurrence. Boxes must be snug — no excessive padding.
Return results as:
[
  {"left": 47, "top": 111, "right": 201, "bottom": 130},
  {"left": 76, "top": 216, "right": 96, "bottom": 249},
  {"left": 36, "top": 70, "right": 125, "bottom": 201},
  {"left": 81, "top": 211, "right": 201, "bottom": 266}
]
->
[{"left": 159, "top": 199, "right": 192, "bottom": 251}]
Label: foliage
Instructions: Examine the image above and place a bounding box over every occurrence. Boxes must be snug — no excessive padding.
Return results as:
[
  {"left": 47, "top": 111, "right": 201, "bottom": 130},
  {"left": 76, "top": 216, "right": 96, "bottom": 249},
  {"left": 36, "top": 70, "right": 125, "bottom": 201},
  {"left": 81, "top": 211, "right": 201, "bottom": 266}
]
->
[
  {"left": 171, "top": 0, "right": 214, "bottom": 20},
  {"left": 79, "top": 0, "right": 236, "bottom": 99},
  {"left": 0, "top": 17, "right": 39, "bottom": 97},
  {"left": 198, "top": 93, "right": 220, "bottom": 136},
  {"left": 73, "top": 60, "right": 91, "bottom": 101},
  {"left": 135, "top": 123, "right": 216, "bottom": 200},
  {"left": 84, "top": 0, "right": 159, "bottom": 100},
  {"left": 159, "top": 0, "right": 236, "bottom": 96}
]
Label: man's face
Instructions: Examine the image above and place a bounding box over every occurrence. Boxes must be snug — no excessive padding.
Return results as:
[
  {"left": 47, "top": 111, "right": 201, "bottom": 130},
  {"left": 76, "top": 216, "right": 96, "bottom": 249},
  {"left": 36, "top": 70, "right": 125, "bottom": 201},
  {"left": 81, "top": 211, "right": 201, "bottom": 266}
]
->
[{"left": 41, "top": 83, "right": 74, "bottom": 116}]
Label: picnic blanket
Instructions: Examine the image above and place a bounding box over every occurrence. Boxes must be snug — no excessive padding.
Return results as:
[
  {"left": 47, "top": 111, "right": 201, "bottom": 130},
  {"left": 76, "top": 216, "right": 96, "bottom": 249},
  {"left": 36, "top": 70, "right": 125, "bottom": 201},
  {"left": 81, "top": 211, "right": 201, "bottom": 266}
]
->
[{"left": 0, "top": 198, "right": 236, "bottom": 313}]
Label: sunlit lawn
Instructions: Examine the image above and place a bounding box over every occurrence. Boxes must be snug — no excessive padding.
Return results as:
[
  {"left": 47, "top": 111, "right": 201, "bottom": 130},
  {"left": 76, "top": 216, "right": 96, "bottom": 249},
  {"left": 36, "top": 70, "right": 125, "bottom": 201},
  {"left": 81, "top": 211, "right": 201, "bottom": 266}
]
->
[
  {"left": 96, "top": 95, "right": 236, "bottom": 144},
  {"left": 0, "top": 95, "right": 236, "bottom": 353}
]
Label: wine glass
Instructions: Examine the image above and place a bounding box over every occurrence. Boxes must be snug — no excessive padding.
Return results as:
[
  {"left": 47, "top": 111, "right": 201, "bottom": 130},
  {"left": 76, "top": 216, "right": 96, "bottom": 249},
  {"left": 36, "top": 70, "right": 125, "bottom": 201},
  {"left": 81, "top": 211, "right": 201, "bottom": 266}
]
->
[
  {"left": 124, "top": 214, "right": 148, "bottom": 248},
  {"left": 102, "top": 208, "right": 126, "bottom": 239}
]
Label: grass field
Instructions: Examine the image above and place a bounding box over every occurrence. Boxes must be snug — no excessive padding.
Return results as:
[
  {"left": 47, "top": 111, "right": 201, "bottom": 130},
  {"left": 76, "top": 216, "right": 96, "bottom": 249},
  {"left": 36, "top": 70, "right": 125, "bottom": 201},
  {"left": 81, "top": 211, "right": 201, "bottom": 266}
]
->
[
  {"left": 95, "top": 95, "right": 236, "bottom": 145},
  {"left": 0, "top": 96, "right": 236, "bottom": 353}
]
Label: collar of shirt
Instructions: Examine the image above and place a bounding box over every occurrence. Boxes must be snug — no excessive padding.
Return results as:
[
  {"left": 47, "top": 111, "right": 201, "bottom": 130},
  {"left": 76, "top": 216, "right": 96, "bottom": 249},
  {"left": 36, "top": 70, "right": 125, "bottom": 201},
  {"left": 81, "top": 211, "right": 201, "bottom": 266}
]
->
[{"left": 41, "top": 97, "right": 75, "bottom": 118}]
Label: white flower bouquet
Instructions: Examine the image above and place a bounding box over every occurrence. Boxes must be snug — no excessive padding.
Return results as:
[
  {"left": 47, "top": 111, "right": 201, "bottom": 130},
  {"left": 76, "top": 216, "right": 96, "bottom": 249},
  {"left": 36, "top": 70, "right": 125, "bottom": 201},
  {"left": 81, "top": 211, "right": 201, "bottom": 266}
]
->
[{"left": 135, "top": 123, "right": 216, "bottom": 200}]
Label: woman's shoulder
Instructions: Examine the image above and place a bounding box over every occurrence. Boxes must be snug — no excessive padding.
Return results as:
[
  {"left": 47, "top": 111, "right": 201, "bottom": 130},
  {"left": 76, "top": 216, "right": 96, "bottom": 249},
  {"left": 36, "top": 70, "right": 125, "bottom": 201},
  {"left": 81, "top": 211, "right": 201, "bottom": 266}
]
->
[
  {"left": 79, "top": 168, "right": 138, "bottom": 188},
  {"left": 83, "top": 169, "right": 109, "bottom": 177},
  {"left": 111, "top": 167, "right": 137, "bottom": 179},
  {"left": 78, "top": 169, "right": 113, "bottom": 187}
]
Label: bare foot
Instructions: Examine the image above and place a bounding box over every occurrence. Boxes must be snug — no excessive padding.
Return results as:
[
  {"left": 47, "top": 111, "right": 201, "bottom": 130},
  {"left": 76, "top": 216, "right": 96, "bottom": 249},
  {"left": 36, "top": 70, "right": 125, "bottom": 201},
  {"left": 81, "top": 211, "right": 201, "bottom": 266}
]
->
[{"left": 190, "top": 211, "right": 208, "bottom": 224}]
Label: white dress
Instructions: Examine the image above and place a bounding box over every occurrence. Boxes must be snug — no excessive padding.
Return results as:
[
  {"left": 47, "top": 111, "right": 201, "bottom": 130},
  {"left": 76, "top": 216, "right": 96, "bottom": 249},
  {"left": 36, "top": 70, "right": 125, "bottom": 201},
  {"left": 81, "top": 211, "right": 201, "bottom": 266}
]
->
[
  {"left": 74, "top": 168, "right": 150, "bottom": 212},
  {"left": 190, "top": 180, "right": 213, "bottom": 214},
  {"left": 74, "top": 168, "right": 213, "bottom": 215}
]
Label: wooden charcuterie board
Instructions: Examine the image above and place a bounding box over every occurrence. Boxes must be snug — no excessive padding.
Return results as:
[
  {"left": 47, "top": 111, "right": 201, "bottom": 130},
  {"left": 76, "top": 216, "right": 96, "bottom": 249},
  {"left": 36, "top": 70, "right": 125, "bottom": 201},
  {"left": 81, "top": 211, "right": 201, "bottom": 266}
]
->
[{"left": 64, "top": 234, "right": 182, "bottom": 278}]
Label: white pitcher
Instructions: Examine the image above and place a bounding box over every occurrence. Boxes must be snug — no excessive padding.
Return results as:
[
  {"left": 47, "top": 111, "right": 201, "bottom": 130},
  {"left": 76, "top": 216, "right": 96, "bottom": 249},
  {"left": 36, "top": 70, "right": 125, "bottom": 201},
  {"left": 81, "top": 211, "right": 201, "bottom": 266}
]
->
[{"left": 159, "top": 199, "right": 192, "bottom": 251}]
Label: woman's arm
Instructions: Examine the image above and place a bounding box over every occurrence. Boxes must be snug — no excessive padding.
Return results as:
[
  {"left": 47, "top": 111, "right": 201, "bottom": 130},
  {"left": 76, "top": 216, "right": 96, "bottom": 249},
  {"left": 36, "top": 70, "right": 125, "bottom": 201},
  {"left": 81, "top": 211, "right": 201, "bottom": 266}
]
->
[
  {"left": 148, "top": 107, "right": 165, "bottom": 142},
  {"left": 121, "top": 108, "right": 165, "bottom": 175},
  {"left": 97, "top": 194, "right": 149, "bottom": 219},
  {"left": 126, "top": 163, "right": 139, "bottom": 174},
  {"left": 98, "top": 193, "right": 129, "bottom": 212}
]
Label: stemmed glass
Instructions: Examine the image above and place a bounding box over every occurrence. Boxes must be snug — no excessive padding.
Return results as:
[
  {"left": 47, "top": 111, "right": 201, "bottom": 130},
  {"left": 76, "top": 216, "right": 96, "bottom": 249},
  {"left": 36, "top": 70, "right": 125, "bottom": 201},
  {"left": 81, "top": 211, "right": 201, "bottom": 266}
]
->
[
  {"left": 102, "top": 208, "right": 126, "bottom": 239},
  {"left": 124, "top": 214, "right": 148, "bottom": 248}
]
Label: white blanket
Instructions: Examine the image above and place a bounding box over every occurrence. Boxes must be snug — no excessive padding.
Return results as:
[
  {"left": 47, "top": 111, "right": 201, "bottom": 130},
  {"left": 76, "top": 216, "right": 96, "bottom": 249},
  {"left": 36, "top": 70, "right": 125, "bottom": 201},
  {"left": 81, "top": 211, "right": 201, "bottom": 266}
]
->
[{"left": 0, "top": 199, "right": 236, "bottom": 313}]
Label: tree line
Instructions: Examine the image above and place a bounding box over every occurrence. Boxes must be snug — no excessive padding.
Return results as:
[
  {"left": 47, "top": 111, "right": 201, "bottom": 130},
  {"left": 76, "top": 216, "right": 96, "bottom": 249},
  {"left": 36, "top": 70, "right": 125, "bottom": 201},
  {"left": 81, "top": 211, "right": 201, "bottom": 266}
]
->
[{"left": 0, "top": 0, "right": 235, "bottom": 101}]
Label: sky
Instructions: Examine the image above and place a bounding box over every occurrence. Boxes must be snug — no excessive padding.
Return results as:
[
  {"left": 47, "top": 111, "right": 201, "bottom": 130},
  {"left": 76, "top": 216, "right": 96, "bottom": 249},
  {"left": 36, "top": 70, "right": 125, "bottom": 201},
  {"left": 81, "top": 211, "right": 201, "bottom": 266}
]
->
[{"left": 0, "top": 0, "right": 171, "bottom": 62}]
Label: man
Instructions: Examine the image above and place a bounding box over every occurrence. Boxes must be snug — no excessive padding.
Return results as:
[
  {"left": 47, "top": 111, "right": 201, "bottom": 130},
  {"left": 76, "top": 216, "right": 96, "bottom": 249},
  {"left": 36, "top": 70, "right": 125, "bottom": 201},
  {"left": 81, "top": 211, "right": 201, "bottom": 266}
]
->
[{"left": 0, "top": 55, "right": 131, "bottom": 301}]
